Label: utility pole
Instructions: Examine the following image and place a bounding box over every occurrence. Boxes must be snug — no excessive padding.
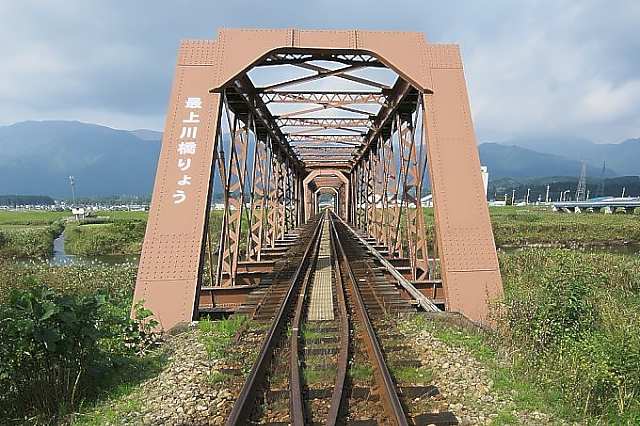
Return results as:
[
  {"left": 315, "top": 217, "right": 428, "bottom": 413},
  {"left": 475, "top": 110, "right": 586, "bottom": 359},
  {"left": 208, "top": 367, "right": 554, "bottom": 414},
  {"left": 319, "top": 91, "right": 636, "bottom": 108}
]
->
[
  {"left": 69, "top": 176, "right": 76, "bottom": 207},
  {"left": 545, "top": 185, "right": 550, "bottom": 203}
]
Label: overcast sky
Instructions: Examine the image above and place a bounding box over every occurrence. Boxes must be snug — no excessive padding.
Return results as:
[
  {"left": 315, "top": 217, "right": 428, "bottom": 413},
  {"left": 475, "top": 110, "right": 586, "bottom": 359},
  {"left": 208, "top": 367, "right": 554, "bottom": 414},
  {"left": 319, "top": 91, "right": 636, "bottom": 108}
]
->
[{"left": 1, "top": 0, "right": 638, "bottom": 144}]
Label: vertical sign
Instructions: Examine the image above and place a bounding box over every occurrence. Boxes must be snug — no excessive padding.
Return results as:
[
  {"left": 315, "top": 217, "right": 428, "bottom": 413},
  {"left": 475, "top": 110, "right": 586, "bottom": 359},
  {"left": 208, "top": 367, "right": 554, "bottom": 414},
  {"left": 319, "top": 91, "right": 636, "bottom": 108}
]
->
[{"left": 133, "top": 41, "right": 221, "bottom": 331}]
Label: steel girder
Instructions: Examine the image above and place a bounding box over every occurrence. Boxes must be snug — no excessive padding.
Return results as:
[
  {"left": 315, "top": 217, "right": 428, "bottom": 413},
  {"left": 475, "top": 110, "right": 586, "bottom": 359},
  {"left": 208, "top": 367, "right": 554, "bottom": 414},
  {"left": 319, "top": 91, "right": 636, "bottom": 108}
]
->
[
  {"left": 347, "top": 108, "right": 431, "bottom": 281},
  {"left": 246, "top": 135, "right": 270, "bottom": 260},
  {"left": 216, "top": 107, "right": 251, "bottom": 286},
  {"left": 261, "top": 52, "right": 384, "bottom": 67},
  {"left": 214, "top": 94, "right": 305, "bottom": 286},
  {"left": 264, "top": 91, "right": 387, "bottom": 105}
]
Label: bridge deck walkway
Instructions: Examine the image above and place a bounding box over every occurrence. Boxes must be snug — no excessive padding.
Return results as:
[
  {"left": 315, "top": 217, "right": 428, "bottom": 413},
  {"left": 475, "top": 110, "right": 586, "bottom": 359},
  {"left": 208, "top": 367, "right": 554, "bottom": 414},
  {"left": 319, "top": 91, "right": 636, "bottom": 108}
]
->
[{"left": 308, "top": 219, "right": 334, "bottom": 321}]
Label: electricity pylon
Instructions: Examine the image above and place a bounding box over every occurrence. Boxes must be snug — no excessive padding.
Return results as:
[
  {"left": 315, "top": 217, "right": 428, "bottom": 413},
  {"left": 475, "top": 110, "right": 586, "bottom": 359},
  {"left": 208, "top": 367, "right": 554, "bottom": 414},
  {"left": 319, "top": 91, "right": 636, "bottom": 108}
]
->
[{"left": 575, "top": 161, "right": 587, "bottom": 201}]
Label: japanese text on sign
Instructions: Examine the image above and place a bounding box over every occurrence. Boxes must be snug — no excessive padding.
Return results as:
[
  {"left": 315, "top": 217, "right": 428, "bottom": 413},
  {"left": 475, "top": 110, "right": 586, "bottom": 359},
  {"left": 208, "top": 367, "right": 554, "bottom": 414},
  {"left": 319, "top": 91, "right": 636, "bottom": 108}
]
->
[{"left": 173, "top": 97, "right": 202, "bottom": 205}]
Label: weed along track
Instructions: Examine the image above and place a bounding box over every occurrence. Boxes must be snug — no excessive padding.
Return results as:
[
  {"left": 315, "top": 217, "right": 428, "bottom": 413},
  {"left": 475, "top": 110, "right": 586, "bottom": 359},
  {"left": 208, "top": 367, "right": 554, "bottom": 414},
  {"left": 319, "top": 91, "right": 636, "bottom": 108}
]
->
[{"left": 224, "top": 211, "right": 459, "bottom": 425}]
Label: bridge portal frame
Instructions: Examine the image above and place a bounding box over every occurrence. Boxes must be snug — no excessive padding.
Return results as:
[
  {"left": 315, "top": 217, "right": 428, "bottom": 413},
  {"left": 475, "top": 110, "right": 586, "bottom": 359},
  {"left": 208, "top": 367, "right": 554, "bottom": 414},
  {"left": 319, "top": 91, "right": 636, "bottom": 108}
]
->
[{"left": 133, "top": 28, "right": 502, "bottom": 330}]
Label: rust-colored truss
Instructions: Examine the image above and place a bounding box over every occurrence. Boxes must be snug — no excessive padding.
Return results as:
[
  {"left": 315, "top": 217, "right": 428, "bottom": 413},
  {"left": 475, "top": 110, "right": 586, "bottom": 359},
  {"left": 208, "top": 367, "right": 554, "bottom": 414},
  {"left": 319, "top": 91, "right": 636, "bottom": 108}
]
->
[{"left": 133, "top": 29, "right": 503, "bottom": 330}]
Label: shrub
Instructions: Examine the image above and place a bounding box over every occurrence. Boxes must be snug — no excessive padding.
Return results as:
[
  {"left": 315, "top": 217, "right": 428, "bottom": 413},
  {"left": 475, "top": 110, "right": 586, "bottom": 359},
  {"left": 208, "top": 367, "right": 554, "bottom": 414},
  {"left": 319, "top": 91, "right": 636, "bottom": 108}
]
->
[
  {"left": 0, "top": 281, "right": 158, "bottom": 423},
  {"left": 497, "top": 249, "right": 640, "bottom": 421},
  {"left": 64, "top": 222, "right": 146, "bottom": 256},
  {"left": 0, "top": 284, "right": 107, "bottom": 419},
  {"left": 504, "top": 260, "right": 599, "bottom": 352}
]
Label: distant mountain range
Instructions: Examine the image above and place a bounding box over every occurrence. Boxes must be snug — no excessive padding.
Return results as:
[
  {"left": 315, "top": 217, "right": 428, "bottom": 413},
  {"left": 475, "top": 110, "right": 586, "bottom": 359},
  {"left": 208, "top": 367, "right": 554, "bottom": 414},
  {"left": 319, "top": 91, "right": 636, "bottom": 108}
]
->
[
  {"left": 497, "top": 137, "right": 640, "bottom": 176},
  {"left": 0, "top": 120, "right": 638, "bottom": 198},
  {"left": 477, "top": 143, "right": 619, "bottom": 178},
  {"left": 0, "top": 121, "right": 160, "bottom": 198}
]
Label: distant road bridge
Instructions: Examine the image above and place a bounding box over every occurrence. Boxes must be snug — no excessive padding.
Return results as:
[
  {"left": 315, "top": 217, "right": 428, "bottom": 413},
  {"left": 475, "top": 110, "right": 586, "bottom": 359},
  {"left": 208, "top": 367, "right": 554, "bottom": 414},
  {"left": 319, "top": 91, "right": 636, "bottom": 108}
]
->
[
  {"left": 553, "top": 197, "right": 640, "bottom": 213},
  {"left": 132, "top": 28, "right": 502, "bottom": 330}
]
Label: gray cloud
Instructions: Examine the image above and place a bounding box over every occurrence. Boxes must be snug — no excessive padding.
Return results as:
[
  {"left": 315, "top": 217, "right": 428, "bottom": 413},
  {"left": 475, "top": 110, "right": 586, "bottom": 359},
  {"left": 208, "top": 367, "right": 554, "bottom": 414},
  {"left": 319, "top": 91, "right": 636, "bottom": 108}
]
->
[{"left": 0, "top": 0, "right": 638, "bottom": 143}]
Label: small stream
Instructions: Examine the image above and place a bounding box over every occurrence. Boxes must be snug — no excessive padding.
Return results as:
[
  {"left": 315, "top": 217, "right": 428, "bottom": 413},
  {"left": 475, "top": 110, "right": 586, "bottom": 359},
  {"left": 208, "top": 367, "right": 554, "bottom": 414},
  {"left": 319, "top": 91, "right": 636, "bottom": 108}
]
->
[
  {"left": 45, "top": 234, "right": 637, "bottom": 266},
  {"left": 50, "top": 232, "right": 139, "bottom": 266}
]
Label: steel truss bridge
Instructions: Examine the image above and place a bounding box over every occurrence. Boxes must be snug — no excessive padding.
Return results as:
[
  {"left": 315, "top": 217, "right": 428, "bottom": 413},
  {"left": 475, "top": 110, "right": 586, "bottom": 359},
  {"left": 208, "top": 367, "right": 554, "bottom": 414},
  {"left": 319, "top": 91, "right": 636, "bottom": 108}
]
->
[{"left": 132, "top": 29, "right": 503, "bottom": 330}]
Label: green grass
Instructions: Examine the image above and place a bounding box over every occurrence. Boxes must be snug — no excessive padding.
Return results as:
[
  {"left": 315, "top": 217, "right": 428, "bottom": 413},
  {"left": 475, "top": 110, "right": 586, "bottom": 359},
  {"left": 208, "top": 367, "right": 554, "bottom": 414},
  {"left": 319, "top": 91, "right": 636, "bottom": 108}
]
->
[
  {"left": 389, "top": 365, "right": 433, "bottom": 384},
  {"left": 301, "top": 325, "right": 325, "bottom": 340},
  {"left": 350, "top": 364, "right": 373, "bottom": 381},
  {"left": 497, "top": 249, "right": 640, "bottom": 423},
  {"left": 208, "top": 370, "right": 232, "bottom": 385},
  {"left": 63, "top": 210, "right": 223, "bottom": 257},
  {"left": 197, "top": 316, "right": 248, "bottom": 360},
  {"left": 0, "top": 210, "right": 151, "bottom": 258},
  {"left": 0, "top": 210, "right": 70, "bottom": 225},
  {"left": 423, "top": 206, "right": 640, "bottom": 247},
  {"left": 490, "top": 409, "right": 518, "bottom": 425},
  {"left": 489, "top": 207, "right": 640, "bottom": 246},
  {"left": 0, "top": 220, "right": 64, "bottom": 259},
  {"left": 70, "top": 351, "right": 167, "bottom": 426},
  {"left": 406, "top": 247, "right": 640, "bottom": 424},
  {"left": 64, "top": 221, "right": 146, "bottom": 256},
  {"left": 424, "top": 320, "right": 495, "bottom": 363},
  {"left": 96, "top": 211, "right": 148, "bottom": 222},
  {"left": 304, "top": 367, "right": 337, "bottom": 384},
  {"left": 404, "top": 315, "right": 575, "bottom": 422},
  {"left": 197, "top": 315, "right": 247, "bottom": 336},
  {"left": 0, "top": 258, "right": 163, "bottom": 424},
  {"left": 0, "top": 259, "right": 137, "bottom": 305}
]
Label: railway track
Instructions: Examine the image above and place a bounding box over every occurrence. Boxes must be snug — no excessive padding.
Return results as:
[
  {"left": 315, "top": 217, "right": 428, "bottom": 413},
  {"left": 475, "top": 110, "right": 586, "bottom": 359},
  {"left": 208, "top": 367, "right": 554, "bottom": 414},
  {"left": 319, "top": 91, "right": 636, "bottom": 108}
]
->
[{"left": 226, "top": 211, "right": 458, "bottom": 425}]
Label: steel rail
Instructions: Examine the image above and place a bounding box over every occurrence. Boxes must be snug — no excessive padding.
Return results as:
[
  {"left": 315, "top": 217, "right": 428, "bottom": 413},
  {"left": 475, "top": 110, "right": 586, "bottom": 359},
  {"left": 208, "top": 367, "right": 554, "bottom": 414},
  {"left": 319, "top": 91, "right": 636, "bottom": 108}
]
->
[
  {"left": 337, "top": 215, "right": 440, "bottom": 312},
  {"left": 325, "top": 213, "right": 351, "bottom": 425},
  {"left": 225, "top": 215, "right": 326, "bottom": 426},
  {"left": 289, "top": 212, "right": 326, "bottom": 425},
  {"left": 329, "top": 213, "right": 410, "bottom": 426}
]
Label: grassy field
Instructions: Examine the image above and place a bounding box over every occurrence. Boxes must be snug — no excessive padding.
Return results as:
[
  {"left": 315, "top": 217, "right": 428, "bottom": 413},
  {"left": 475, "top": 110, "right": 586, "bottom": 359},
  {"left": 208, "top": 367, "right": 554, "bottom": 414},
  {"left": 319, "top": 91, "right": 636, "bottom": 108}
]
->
[
  {"left": 1, "top": 206, "right": 639, "bottom": 423},
  {"left": 0, "top": 210, "right": 70, "bottom": 225},
  {"left": 4, "top": 206, "right": 638, "bottom": 259},
  {"left": 0, "top": 211, "right": 151, "bottom": 259},
  {"left": 425, "top": 206, "right": 640, "bottom": 247},
  {"left": 64, "top": 222, "right": 147, "bottom": 256},
  {"left": 63, "top": 211, "right": 224, "bottom": 257},
  {"left": 0, "top": 222, "right": 64, "bottom": 259},
  {"left": 0, "top": 211, "right": 67, "bottom": 258},
  {"left": 489, "top": 206, "right": 640, "bottom": 246},
  {"left": 499, "top": 249, "right": 639, "bottom": 422},
  {"left": 0, "top": 259, "right": 137, "bottom": 304},
  {"left": 0, "top": 210, "right": 148, "bottom": 225}
]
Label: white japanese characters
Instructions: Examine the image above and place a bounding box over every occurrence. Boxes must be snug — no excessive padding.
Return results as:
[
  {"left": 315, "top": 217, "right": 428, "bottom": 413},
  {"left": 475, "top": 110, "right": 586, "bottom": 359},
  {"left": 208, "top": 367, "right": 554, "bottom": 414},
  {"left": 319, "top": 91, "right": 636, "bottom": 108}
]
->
[{"left": 173, "top": 96, "right": 202, "bottom": 205}]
